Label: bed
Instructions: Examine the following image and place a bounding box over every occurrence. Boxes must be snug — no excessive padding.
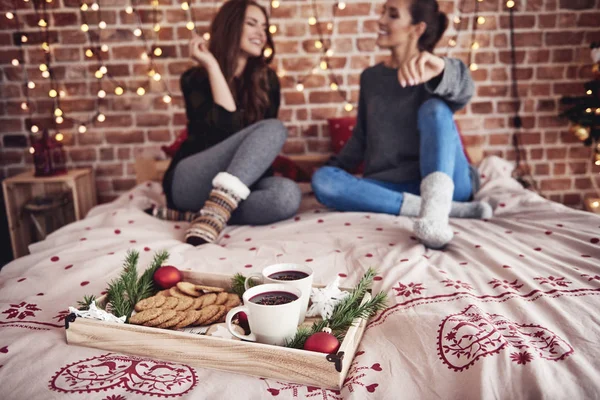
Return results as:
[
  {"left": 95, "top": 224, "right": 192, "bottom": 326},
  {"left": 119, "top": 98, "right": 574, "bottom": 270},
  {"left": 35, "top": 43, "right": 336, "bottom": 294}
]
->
[{"left": 0, "top": 155, "right": 599, "bottom": 399}]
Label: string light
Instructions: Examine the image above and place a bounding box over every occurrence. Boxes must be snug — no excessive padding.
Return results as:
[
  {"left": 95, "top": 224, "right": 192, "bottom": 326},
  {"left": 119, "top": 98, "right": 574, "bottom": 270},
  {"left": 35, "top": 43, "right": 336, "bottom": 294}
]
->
[
  {"left": 54, "top": 108, "right": 63, "bottom": 117},
  {"left": 28, "top": 81, "right": 35, "bottom": 89},
  {"left": 55, "top": 133, "right": 64, "bottom": 141},
  {"left": 308, "top": 17, "right": 317, "bottom": 25},
  {"left": 101, "top": 44, "right": 108, "bottom": 52},
  {"left": 95, "top": 70, "right": 103, "bottom": 79},
  {"left": 55, "top": 116, "right": 63, "bottom": 124},
  {"left": 181, "top": 2, "right": 189, "bottom": 11},
  {"left": 507, "top": 0, "right": 515, "bottom": 8},
  {"left": 21, "top": 102, "right": 28, "bottom": 110},
  {"left": 126, "top": 6, "right": 133, "bottom": 14},
  {"left": 49, "top": 89, "right": 57, "bottom": 97},
  {"left": 38, "top": 19, "right": 47, "bottom": 27},
  {"left": 153, "top": 73, "right": 162, "bottom": 81},
  {"left": 154, "top": 24, "right": 160, "bottom": 32},
  {"left": 11, "top": 59, "right": 19, "bottom": 66},
  {"left": 6, "top": 12, "right": 14, "bottom": 19},
  {"left": 163, "top": 94, "right": 172, "bottom": 103},
  {"left": 99, "top": 21, "right": 107, "bottom": 29},
  {"left": 86, "top": 49, "right": 93, "bottom": 57},
  {"left": 471, "top": 42, "right": 480, "bottom": 50},
  {"left": 203, "top": 32, "right": 210, "bottom": 40},
  {"left": 315, "top": 40, "right": 323, "bottom": 49},
  {"left": 80, "top": 4, "right": 88, "bottom": 11},
  {"left": 269, "top": 25, "right": 277, "bottom": 34},
  {"left": 115, "top": 86, "right": 124, "bottom": 95},
  {"left": 81, "top": 24, "right": 89, "bottom": 32},
  {"left": 29, "top": 147, "right": 35, "bottom": 154},
  {"left": 31, "top": 125, "right": 39, "bottom": 133},
  {"left": 320, "top": 61, "right": 328, "bottom": 70},
  {"left": 470, "top": 63, "right": 479, "bottom": 71},
  {"left": 296, "top": 83, "right": 304, "bottom": 91},
  {"left": 330, "top": 82, "right": 338, "bottom": 90},
  {"left": 338, "top": 2, "right": 346, "bottom": 10},
  {"left": 21, "top": 34, "right": 27, "bottom": 42},
  {"left": 134, "top": 28, "right": 142, "bottom": 36},
  {"left": 39, "top": 64, "right": 48, "bottom": 72},
  {"left": 272, "top": 1, "right": 280, "bottom": 8},
  {"left": 153, "top": 47, "right": 162, "bottom": 56},
  {"left": 344, "top": 103, "right": 353, "bottom": 112},
  {"left": 587, "top": 90, "right": 593, "bottom": 95},
  {"left": 477, "top": 16, "right": 486, "bottom": 25},
  {"left": 137, "top": 87, "right": 146, "bottom": 96},
  {"left": 91, "top": 3, "right": 99, "bottom": 11},
  {"left": 263, "top": 48, "right": 273, "bottom": 57},
  {"left": 97, "top": 113, "right": 106, "bottom": 122},
  {"left": 78, "top": 125, "right": 87, "bottom": 133},
  {"left": 448, "top": 39, "right": 456, "bottom": 47},
  {"left": 42, "top": 71, "right": 50, "bottom": 78},
  {"left": 41, "top": 42, "right": 49, "bottom": 52},
  {"left": 99, "top": 66, "right": 107, "bottom": 74},
  {"left": 186, "top": 21, "right": 195, "bottom": 30},
  {"left": 98, "top": 89, "right": 106, "bottom": 98}
]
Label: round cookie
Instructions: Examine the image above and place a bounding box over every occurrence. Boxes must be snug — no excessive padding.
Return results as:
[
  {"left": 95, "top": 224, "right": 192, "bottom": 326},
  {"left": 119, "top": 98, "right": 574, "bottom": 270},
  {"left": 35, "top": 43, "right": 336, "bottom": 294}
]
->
[
  {"left": 224, "top": 293, "right": 241, "bottom": 309},
  {"left": 174, "top": 310, "right": 203, "bottom": 329},
  {"left": 169, "top": 286, "right": 192, "bottom": 299},
  {"left": 155, "top": 311, "right": 187, "bottom": 329},
  {"left": 134, "top": 295, "right": 166, "bottom": 312},
  {"left": 129, "top": 308, "right": 162, "bottom": 325},
  {"left": 214, "top": 292, "right": 229, "bottom": 306},
  {"left": 198, "top": 293, "right": 217, "bottom": 308},
  {"left": 156, "top": 289, "right": 171, "bottom": 297},
  {"left": 177, "top": 281, "right": 202, "bottom": 297},
  {"left": 143, "top": 309, "right": 177, "bottom": 327},
  {"left": 191, "top": 297, "right": 205, "bottom": 310},
  {"left": 195, "top": 284, "right": 225, "bottom": 293},
  {"left": 204, "top": 305, "right": 227, "bottom": 325},
  {"left": 194, "top": 305, "right": 221, "bottom": 326},
  {"left": 160, "top": 297, "right": 179, "bottom": 310},
  {"left": 174, "top": 296, "right": 194, "bottom": 311}
]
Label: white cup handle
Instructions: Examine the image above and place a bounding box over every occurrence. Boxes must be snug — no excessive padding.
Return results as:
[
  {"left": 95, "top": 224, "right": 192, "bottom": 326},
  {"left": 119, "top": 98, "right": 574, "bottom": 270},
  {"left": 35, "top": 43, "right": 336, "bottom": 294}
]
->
[
  {"left": 226, "top": 306, "right": 256, "bottom": 342},
  {"left": 244, "top": 273, "right": 263, "bottom": 291}
]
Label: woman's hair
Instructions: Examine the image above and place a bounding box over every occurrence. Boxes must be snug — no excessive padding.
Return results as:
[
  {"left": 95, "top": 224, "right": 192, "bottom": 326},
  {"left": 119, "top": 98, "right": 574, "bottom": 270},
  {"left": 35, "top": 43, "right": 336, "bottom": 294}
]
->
[
  {"left": 408, "top": 0, "right": 449, "bottom": 53},
  {"left": 208, "top": 0, "right": 275, "bottom": 124}
]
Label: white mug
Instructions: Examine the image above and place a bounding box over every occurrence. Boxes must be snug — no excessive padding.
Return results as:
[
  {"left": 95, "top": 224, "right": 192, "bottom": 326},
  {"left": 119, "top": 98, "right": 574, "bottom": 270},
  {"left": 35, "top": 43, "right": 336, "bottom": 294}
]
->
[
  {"left": 225, "top": 283, "right": 302, "bottom": 346},
  {"left": 244, "top": 263, "right": 314, "bottom": 324}
]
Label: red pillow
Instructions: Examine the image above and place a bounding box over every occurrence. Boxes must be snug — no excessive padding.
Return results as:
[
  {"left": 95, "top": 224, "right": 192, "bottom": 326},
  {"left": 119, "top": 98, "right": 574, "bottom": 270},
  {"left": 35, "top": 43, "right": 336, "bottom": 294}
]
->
[
  {"left": 327, "top": 116, "right": 364, "bottom": 174},
  {"left": 272, "top": 155, "right": 312, "bottom": 182},
  {"left": 161, "top": 129, "right": 188, "bottom": 158}
]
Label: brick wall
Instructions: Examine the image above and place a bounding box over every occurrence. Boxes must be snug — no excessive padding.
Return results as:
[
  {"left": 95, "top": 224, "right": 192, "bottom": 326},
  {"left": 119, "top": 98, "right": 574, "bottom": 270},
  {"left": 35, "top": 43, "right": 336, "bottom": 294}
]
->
[{"left": 0, "top": 0, "right": 599, "bottom": 205}]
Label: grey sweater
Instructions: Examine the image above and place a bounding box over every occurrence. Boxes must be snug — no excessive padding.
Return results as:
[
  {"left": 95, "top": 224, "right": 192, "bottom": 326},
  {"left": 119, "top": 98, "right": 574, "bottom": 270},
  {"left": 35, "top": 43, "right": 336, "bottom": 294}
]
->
[{"left": 329, "top": 58, "right": 474, "bottom": 183}]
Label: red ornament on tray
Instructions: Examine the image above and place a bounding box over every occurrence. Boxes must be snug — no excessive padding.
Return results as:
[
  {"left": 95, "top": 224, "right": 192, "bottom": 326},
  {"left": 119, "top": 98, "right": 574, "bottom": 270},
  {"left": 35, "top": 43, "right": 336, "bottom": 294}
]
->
[
  {"left": 303, "top": 328, "right": 340, "bottom": 354},
  {"left": 153, "top": 265, "right": 183, "bottom": 289}
]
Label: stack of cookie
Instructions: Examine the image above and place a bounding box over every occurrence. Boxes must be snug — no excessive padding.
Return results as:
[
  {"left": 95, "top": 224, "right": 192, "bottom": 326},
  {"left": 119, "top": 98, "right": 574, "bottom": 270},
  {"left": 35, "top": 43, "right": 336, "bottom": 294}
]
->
[{"left": 129, "top": 281, "right": 241, "bottom": 330}]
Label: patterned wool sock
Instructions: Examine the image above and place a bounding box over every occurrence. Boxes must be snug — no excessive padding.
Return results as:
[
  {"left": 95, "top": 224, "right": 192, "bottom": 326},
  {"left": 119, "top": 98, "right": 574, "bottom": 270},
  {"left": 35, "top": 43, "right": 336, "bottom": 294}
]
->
[
  {"left": 413, "top": 172, "right": 455, "bottom": 249},
  {"left": 145, "top": 206, "right": 199, "bottom": 222},
  {"left": 400, "top": 193, "right": 493, "bottom": 219},
  {"left": 185, "top": 172, "right": 250, "bottom": 246}
]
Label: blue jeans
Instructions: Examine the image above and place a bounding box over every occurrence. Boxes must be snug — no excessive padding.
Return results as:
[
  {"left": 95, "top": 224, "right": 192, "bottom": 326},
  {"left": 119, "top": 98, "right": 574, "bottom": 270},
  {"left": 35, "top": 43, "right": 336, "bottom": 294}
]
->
[{"left": 312, "top": 98, "right": 473, "bottom": 214}]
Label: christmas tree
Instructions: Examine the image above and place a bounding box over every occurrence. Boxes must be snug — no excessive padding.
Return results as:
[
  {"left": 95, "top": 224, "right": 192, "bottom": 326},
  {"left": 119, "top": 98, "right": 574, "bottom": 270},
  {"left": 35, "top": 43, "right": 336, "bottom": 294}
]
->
[{"left": 560, "top": 42, "right": 600, "bottom": 166}]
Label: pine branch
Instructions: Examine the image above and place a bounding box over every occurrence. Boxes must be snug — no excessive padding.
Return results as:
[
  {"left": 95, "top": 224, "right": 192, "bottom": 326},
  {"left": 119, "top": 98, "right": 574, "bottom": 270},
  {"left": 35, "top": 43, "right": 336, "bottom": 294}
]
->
[
  {"left": 77, "top": 294, "right": 96, "bottom": 311},
  {"left": 106, "top": 279, "right": 129, "bottom": 319},
  {"left": 121, "top": 250, "right": 140, "bottom": 311},
  {"left": 137, "top": 250, "right": 168, "bottom": 302},
  {"left": 230, "top": 273, "right": 258, "bottom": 298}
]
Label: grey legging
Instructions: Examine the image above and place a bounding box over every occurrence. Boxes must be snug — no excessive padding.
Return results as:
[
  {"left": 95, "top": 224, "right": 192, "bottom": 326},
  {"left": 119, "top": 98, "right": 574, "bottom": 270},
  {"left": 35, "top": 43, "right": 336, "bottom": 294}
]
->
[{"left": 171, "top": 119, "right": 302, "bottom": 225}]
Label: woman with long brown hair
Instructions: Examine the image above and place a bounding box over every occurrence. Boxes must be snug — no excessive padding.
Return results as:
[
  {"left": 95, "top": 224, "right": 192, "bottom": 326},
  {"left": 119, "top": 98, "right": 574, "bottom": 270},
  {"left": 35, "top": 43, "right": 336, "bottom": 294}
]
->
[{"left": 157, "top": 0, "right": 301, "bottom": 246}]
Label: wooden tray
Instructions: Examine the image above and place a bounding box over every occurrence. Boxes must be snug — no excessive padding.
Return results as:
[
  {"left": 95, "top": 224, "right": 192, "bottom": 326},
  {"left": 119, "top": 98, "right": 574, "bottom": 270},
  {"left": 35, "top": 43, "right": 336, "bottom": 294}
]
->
[{"left": 64, "top": 271, "right": 370, "bottom": 389}]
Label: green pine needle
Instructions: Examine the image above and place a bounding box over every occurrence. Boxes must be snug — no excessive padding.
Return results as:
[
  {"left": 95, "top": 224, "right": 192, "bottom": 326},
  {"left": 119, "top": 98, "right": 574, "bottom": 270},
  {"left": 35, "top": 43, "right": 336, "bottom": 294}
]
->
[
  {"left": 230, "top": 273, "right": 258, "bottom": 299},
  {"left": 137, "top": 250, "right": 168, "bottom": 301},
  {"left": 77, "top": 294, "right": 96, "bottom": 311}
]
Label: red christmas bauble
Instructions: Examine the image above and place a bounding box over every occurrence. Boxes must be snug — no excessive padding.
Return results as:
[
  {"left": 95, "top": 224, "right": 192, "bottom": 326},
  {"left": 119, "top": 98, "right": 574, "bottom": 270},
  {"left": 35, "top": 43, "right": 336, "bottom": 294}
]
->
[
  {"left": 303, "top": 331, "right": 340, "bottom": 354},
  {"left": 153, "top": 265, "right": 182, "bottom": 289}
]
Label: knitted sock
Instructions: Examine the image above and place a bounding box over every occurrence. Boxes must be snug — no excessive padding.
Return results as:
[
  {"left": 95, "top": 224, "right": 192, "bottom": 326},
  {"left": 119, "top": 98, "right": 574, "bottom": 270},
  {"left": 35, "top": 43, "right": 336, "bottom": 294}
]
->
[
  {"left": 413, "top": 172, "right": 454, "bottom": 249},
  {"left": 185, "top": 172, "right": 250, "bottom": 246},
  {"left": 145, "top": 206, "right": 199, "bottom": 222},
  {"left": 400, "top": 193, "right": 493, "bottom": 219}
]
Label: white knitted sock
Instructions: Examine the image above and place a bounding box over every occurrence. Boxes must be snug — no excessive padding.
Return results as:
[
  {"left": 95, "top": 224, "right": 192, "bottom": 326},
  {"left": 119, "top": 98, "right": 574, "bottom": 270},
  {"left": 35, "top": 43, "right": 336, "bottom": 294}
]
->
[
  {"left": 401, "top": 192, "right": 493, "bottom": 219},
  {"left": 413, "top": 172, "right": 454, "bottom": 249}
]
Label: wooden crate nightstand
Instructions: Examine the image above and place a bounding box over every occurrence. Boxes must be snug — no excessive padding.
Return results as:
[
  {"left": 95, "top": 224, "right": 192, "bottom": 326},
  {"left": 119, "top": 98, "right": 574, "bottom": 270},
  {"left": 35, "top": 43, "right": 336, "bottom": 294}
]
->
[{"left": 2, "top": 169, "right": 97, "bottom": 259}]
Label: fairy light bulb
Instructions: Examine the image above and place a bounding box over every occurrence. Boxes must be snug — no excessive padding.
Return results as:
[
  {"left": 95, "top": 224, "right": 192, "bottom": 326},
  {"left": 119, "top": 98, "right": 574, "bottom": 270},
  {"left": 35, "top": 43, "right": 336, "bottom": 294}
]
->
[
  {"left": 86, "top": 49, "right": 93, "bottom": 57},
  {"left": 21, "top": 102, "right": 28, "bottom": 110},
  {"left": 126, "top": 6, "right": 133, "bottom": 14},
  {"left": 91, "top": 3, "right": 99, "bottom": 11},
  {"left": 296, "top": 83, "right": 304, "bottom": 91},
  {"left": 81, "top": 4, "right": 88, "bottom": 11},
  {"left": 28, "top": 81, "right": 35, "bottom": 89},
  {"left": 203, "top": 32, "right": 210, "bottom": 40},
  {"left": 6, "top": 12, "right": 14, "bottom": 19},
  {"left": 330, "top": 82, "right": 338, "bottom": 90},
  {"left": 59, "top": 90, "right": 66, "bottom": 97},
  {"left": 95, "top": 70, "right": 103, "bottom": 79},
  {"left": 315, "top": 40, "right": 323, "bottom": 49},
  {"left": 326, "top": 49, "right": 334, "bottom": 57},
  {"left": 277, "top": 69, "right": 286, "bottom": 77},
  {"left": 11, "top": 59, "right": 19, "bottom": 66},
  {"left": 81, "top": 24, "right": 89, "bottom": 32},
  {"left": 338, "top": 2, "right": 346, "bottom": 9},
  {"left": 470, "top": 63, "right": 479, "bottom": 71},
  {"left": 587, "top": 90, "right": 593, "bottom": 95},
  {"left": 153, "top": 73, "right": 162, "bottom": 81},
  {"left": 99, "top": 21, "right": 107, "bottom": 29},
  {"left": 21, "top": 35, "right": 27, "bottom": 43},
  {"left": 39, "top": 64, "right": 48, "bottom": 72},
  {"left": 163, "top": 94, "right": 172, "bottom": 103},
  {"left": 154, "top": 47, "right": 162, "bottom": 56},
  {"left": 134, "top": 28, "right": 142, "bottom": 37},
  {"left": 477, "top": 17, "right": 486, "bottom": 25},
  {"left": 272, "top": 0, "right": 280, "bottom": 8},
  {"left": 56, "top": 116, "right": 63, "bottom": 124},
  {"left": 55, "top": 133, "right": 64, "bottom": 141},
  {"left": 154, "top": 24, "right": 161, "bottom": 32},
  {"left": 507, "top": 0, "right": 515, "bottom": 8},
  {"left": 101, "top": 44, "right": 108, "bottom": 52},
  {"left": 54, "top": 108, "right": 63, "bottom": 117},
  {"left": 137, "top": 87, "right": 146, "bottom": 96},
  {"left": 115, "top": 86, "right": 124, "bottom": 95},
  {"left": 98, "top": 89, "right": 106, "bottom": 98},
  {"left": 181, "top": 2, "right": 189, "bottom": 10},
  {"left": 29, "top": 147, "right": 35, "bottom": 154},
  {"left": 141, "top": 52, "right": 149, "bottom": 61},
  {"left": 42, "top": 71, "right": 50, "bottom": 78},
  {"left": 31, "top": 125, "right": 39, "bottom": 133},
  {"left": 472, "top": 42, "right": 480, "bottom": 50},
  {"left": 78, "top": 125, "right": 87, "bottom": 133},
  {"left": 99, "top": 66, "right": 107, "bottom": 74},
  {"left": 49, "top": 89, "right": 57, "bottom": 98},
  {"left": 327, "top": 22, "right": 333, "bottom": 30},
  {"left": 263, "top": 48, "right": 273, "bottom": 57},
  {"left": 42, "top": 42, "right": 49, "bottom": 52},
  {"left": 586, "top": 108, "right": 592, "bottom": 113},
  {"left": 344, "top": 103, "right": 353, "bottom": 112},
  {"left": 320, "top": 61, "right": 328, "bottom": 70},
  {"left": 454, "top": 16, "right": 461, "bottom": 24},
  {"left": 448, "top": 39, "right": 456, "bottom": 47},
  {"left": 308, "top": 17, "right": 317, "bottom": 25},
  {"left": 186, "top": 21, "right": 195, "bottom": 30},
  {"left": 97, "top": 113, "right": 106, "bottom": 122},
  {"left": 38, "top": 19, "right": 47, "bottom": 27},
  {"left": 269, "top": 25, "right": 277, "bottom": 34}
]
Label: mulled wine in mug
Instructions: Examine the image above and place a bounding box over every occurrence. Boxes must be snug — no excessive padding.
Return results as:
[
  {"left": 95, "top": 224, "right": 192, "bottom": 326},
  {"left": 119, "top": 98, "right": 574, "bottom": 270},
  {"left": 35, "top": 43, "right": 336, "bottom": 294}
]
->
[
  {"left": 225, "top": 283, "right": 303, "bottom": 346},
  {"left": 244, "top": 263, "right": 314, "bottom": 324}
]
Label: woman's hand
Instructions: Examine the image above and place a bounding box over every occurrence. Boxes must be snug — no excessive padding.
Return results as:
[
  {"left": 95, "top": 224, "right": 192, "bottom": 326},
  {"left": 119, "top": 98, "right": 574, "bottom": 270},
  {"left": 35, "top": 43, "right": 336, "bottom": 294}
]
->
[
  {"left": 189, "top": 34, "right": 218, "bottom": 68},
  {"left": 397, "top": 52, "right": 445, "bottom": 87}
]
